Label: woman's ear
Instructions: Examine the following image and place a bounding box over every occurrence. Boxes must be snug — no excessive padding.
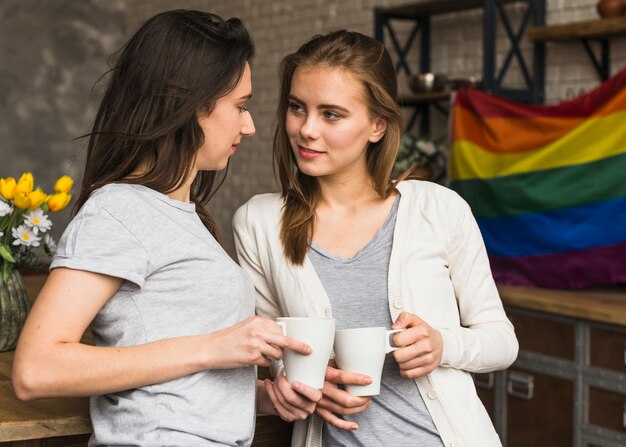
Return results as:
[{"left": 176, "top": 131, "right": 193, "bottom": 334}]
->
[{"left": 368, "top": 117, "right": 388, "bottom": 143}]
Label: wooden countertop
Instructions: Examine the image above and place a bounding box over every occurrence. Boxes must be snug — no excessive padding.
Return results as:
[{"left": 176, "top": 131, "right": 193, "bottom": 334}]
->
[
  {"left": 1, "top": 273, "right": 91, "bottom": 442},
  {"left": 498, "top": 284, "right": 626, "bottom": 326},
  {"left": 0, "top": 350, "right": 91, "bottom": 442}
]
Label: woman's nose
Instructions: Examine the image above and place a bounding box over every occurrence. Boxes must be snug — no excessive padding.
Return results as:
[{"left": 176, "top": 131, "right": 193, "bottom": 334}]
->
[
  {"left": 299, "top": 116, "right": 320, "bottom": 140},
  {"left": 241, "top": 112, "right": 256, "bottom": 137}
]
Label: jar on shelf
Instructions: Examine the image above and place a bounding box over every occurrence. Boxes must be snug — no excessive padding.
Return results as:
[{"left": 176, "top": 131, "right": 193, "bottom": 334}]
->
[{"left": 597, "top": 0, "right": 626, "bottom": 18}]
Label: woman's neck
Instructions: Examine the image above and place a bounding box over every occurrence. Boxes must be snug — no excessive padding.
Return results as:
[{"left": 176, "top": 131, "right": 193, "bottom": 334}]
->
[
  {"left": 317, "top": 175, "right": 380, "bottom": 210},
  {"left": 129, "top": 161, "right": 196, "bottom": 203},
  {"left": 167, "top": 171, "right": 196, "bottom": 203}
]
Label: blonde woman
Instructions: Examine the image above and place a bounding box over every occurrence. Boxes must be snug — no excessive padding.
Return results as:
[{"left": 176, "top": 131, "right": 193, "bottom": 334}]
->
[{"left": 234, "top": 30, "right": 518, "bottom": 447}]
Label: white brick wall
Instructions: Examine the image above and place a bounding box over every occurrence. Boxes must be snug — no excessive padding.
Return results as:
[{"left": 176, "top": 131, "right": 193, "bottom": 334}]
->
[{"left": 124, "top": 0, "right": 626, "bottom": 255}]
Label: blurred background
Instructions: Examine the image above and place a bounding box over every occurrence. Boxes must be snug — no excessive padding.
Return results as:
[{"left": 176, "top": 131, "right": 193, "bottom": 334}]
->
[{"left": 1, "top": 0, "right": 624, "bottom": 256}]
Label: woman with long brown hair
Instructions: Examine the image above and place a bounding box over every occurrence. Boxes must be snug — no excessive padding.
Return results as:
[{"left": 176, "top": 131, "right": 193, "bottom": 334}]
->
[
  {"left": 234, "top": 30, "right": 518, "bottom": 446},
  {"left": 13, "top": 10, "right": 319, "bottom": 446}
]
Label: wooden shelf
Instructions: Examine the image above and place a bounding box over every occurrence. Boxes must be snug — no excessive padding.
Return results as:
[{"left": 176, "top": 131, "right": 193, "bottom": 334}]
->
[
  {"left": 528, "top": 16, "right": 626, "bottom": 42},
  {"left": 398, "top": 91, "right": 451, "bottom": 105},
  {"left": 375, "top": 0, "right": 520, "bottom": 19}
]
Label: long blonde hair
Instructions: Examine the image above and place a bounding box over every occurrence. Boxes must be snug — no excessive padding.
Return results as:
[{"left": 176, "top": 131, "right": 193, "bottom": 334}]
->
[{"left": 274, "top": 30, "right": 404, "bottom": 265}]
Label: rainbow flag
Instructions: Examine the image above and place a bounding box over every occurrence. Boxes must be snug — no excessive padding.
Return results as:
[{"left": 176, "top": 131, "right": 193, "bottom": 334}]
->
[{"left": 449, "top": 69, "right": 626, "bottom": 289}]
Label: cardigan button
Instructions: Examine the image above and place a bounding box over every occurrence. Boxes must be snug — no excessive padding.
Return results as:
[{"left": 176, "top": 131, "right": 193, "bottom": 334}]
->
[
  {"left": 427, "top": 389, "right": 437, "bottom": 400},
  {"left": 393, "top": 301, "right": 403, "bottom": 309}
]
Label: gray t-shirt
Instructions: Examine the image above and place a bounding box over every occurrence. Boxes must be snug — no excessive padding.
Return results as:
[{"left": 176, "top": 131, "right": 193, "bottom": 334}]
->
[
  {"left": 309, "top": 194, "right": 443, "bottom": 447},
  {"left": 52, "top": 183, "right": 256, "bottom": 447}
]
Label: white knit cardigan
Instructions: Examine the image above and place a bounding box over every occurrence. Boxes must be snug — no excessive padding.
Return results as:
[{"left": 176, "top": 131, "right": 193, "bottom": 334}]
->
[{"left": 233, "top": 180, "right": 518, "bottom": 447}]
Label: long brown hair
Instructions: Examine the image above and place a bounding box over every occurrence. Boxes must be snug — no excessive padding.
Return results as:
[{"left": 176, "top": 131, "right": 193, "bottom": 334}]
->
[
  {"left": 76, "top": 10, "right": 254, "bottom": 239},
  {"left": 274, "top": 30, "right": 403, "bottom": 265}
]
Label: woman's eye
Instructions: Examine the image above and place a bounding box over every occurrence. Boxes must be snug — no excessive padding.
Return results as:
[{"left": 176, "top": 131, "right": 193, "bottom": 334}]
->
[
  {"left": 323, "top": 111, "right": 341, "bottom": 121},
  {"left": 239, "top": 105, "right": 249, "bottom": 113},
  {"left": 288, "top": 103, "right": 304, "bottom": 113}
]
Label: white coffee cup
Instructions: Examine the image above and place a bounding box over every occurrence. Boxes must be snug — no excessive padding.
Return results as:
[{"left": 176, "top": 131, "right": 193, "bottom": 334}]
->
[
  {"left": 333, "top": 327, "right": 403, "bottom": 396},
  {"left": 276, "top": 317, "right": 335, "bottom": 389}
]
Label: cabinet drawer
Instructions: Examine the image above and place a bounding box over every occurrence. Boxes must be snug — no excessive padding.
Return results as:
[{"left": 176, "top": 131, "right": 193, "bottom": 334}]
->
[
  {"left": 589, "top": 325, "right": 626, "bottom": 374},
  {"left": 473, "top": 373, "right": 495, "bottom": 422},
  {"left": 506, "top": 368, "right": 574, "bottom": 447},
  {"left": 509, "top": 311, "right": 575, "bottom": 360},
  {"left": 588, "top": 386, "right": 626, "bottom": 434}
]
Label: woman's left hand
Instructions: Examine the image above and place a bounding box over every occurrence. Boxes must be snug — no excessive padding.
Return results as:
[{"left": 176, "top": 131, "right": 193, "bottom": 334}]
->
[
  {"left": 263, "top": 376, "right": 322, "bottom": 422},
  {"left": 391, "top": 312, "right": 443, "bottom": 379}
]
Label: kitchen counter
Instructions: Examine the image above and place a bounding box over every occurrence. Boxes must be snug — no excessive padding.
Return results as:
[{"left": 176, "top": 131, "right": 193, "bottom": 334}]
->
[{"left": 0, "top": 350, "right": 91, "bottom": 443}]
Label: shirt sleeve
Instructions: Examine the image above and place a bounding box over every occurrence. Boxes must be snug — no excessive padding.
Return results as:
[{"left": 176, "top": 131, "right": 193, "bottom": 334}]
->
[
  {"left": 232, "top": 201, "right": 286, "bottom": 378},
  {"left": 438, "top": 194, "right": 519, "bottom": 372},
  {"left": 232, "top": 201, "right": 284, "bottom": 321},
  {"left": 51, "top": 201, "right": 151, "bottom": 288}
]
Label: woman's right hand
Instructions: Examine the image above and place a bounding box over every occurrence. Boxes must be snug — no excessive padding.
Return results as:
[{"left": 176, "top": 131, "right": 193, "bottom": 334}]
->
[
  {"left": 314, "top": 363, "right": 373, "bottom": 430},
  {"left": 206, "top": 316, "right": 311, "bottom": 369}
]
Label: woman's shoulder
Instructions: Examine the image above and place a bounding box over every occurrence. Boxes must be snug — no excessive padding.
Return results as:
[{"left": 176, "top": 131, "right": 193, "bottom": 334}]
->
[
  {"left": 86, "top": 183, "right": 140, "bottom": 204},
  {"left": 233, "top": 192, "right": 283, "bottom": 228},
  {"left": 397, "top": 179, "right": 467, "bottom": 209},
  {"left": 79, "top": 183, "right": 153, "bottom": 222}
]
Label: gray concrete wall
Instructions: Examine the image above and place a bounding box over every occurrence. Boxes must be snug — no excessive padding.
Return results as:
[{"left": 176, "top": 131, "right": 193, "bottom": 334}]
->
[{"left": 0, "top": 0, "right": 127, "bottom": 240}]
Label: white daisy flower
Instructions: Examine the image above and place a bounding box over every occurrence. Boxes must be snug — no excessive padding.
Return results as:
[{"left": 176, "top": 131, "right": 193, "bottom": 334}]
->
[
  {"left": 44, "top": 234, "right": 57, "bottom": 253},
  {"left": 11, "top": 225, "right": 41, "bottom": 247},
  {"left": 24, "top": 209, "right": 52, "bottom": 234},
  {"left": 416, "top": 140, "right": 438, "bottom": 157},
  {"left": 0, "top": 200, "right": 12, "bottom": 217}
]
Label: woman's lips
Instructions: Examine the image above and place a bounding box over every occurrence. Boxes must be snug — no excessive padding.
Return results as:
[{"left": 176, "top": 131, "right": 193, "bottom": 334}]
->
[{"left": 298, "top": 145, "right": 323, "bottom": 159}]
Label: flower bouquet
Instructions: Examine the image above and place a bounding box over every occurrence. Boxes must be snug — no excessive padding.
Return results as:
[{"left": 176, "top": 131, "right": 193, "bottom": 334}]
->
[
  {"left": 0, "top": 173, "right": 73, "bottom": 285},
  {"left": 0, "top": 172, "right": 73, "bottom": 351}
]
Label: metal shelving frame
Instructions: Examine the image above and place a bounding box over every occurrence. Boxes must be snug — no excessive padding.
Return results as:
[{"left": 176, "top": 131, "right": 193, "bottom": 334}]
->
[{"left": 374, "top": 0, "right": 546, "bottom": 133}]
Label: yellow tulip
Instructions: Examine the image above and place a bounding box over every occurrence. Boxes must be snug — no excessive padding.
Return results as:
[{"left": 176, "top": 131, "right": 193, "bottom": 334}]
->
[
  {"left": 13, "top": 172, "right": 34, "bottom": 196},
  {"left": 0, "top": 177, "right": 16, "bottom": 200},
  {"left": 54, "top": 175, "right": 74, "bottom": 194},
  {"left": 28, "top": 189, "right": 46, "bottom": 209},
  {"left": 13, "top": 192, "right": 31, "bottom": 209},
  {"left": 48, "top": 192, "right": 72, "bottom": 212}
]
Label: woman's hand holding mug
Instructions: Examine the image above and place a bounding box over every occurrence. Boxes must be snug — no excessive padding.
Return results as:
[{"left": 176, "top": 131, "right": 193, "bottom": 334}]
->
[
  {"left": 207, "top": 316, "right": 312, "bottom": 369},
  {"left": 314, "top": 361, "right": 373, "bottom": 430},
  {"left": 264, "top": 376, "right": 322, "bottom": 422},
  {"left": 391, "top": 312, "right": 444, "bottom": 379}
]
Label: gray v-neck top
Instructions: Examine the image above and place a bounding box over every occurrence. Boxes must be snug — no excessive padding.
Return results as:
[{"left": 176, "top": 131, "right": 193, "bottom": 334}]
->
[{"left": 309, "top": 194, "right": 443, "bottom": 446}]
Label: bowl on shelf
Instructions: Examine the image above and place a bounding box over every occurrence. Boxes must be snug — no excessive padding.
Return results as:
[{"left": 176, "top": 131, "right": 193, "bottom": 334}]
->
[
  {"left": 448, "top": 76, "right": 483, "bottom": 90},
  {"left": 407, "top": 73, "right": 447, "bottom": 93}
]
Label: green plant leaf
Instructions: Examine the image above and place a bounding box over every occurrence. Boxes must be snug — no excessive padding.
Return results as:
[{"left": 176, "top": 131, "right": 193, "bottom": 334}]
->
[
  {"left": 0, "top": 245, "right": 16, "bottom": 263},
  {"left": 2, "top": 262, "right": 11, "bottom": 284}
]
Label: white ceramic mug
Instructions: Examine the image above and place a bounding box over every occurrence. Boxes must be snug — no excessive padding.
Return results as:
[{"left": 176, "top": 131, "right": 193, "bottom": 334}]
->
[
  {"left": 333, "top": 327, "right": 403, "bottom": 396},
  {"left": 276, "top": 317, "right": 335, "bottom": 389}
]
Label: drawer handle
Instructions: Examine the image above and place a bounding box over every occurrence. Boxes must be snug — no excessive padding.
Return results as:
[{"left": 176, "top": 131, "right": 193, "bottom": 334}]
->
[
  {"left": 473, "top": 372, "right": 495, "bottom": 389},
  {"left": 623, "top": 403, "right": 626, "bottom": 429},
  {"left": 507, "top": 371, "right": 534, "bottom": 400}
]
